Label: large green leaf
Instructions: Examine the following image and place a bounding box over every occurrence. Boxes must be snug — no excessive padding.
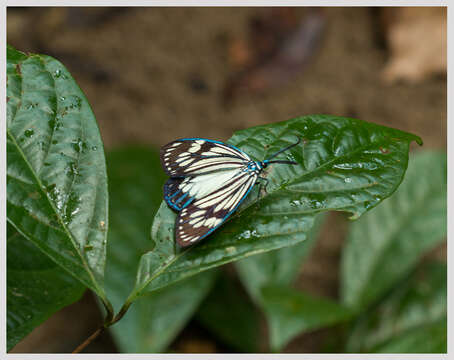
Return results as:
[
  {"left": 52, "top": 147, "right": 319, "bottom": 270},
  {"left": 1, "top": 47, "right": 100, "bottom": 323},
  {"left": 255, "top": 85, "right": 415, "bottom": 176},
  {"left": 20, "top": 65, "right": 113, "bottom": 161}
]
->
[
  {"left": 105, "top": 147, "right": 216, "bottom": 352},
  {"left": 6, "top": 45, "right": 109, "bottom": 301},
  {"left": 235, "top": 213, "right": 325, "bottom": 303},
  {"left": 372, "top": 319, "right": 446, "bottom": 353},
  {"left": 341, "top": 151, "right": 446, "bottom": 309},
  {"left": 345, "top": 261, "right": 446, "bottom": 353},
  {"left": 113, "top": 272, "right": 217, "bottom": 353},
  {"left": 234, "top": 214, "right": 325, "bottom": 351},
  {"left": 7, "top": 224, "right": 86, "bottom": 351},
  {"left": 196, "top": 272, "right": 262, "bottom": 352},
  {"left": 128, "top": 115, "right": 421, "bottom": 302},
  {"left": 261, "top": 285, "right": 353, "bottom": 351}
]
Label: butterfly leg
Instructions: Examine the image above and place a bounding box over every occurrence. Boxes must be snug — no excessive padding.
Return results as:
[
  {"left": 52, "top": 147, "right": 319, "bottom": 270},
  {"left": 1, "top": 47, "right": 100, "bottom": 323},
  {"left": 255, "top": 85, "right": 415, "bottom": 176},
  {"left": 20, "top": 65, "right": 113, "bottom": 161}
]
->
[
  {"left": 254, "top": 176, "right": 269, "bottom": 203},
  {"left": 258, "top": 176, "right": 269, "bottom": 194}
]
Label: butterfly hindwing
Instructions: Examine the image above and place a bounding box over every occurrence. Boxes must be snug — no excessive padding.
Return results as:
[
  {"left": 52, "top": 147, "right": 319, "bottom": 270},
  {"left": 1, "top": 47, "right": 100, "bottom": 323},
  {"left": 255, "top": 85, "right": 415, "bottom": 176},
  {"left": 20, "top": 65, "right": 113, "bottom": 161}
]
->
[
  {"left": 164, "top": 177, "right": 195, "bottom": 211},
  {"left": 160, "top": 138, "right": 251, "bottom": 177},
  {"left": 175, "top": 171, "right": 258, "bottom": 246}
]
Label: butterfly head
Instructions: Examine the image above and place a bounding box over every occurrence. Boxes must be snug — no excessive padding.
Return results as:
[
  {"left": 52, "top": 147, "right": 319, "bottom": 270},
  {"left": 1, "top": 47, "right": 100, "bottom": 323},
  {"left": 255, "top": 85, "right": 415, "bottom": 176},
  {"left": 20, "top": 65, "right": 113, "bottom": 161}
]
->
[{"left": 262, "top": 137, "right": 301, "bottom": 167}]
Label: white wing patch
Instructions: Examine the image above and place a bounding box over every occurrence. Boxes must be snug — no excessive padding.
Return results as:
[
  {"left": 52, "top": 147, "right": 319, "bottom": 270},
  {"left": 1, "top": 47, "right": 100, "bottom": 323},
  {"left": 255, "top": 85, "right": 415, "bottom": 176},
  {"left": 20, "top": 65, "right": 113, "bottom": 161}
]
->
[{"left": 175, "top": 172, "right": 257, "bottom": 245}]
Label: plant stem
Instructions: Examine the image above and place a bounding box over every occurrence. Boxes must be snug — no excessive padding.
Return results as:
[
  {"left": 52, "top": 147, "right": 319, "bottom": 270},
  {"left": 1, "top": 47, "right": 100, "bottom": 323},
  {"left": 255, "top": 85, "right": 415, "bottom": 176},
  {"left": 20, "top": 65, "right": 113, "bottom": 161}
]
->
[
  {"left": 101, "top": 296, "right": 114, "bottom": 325},
  {"left": 72, "top": 299, "right": 133, "bottom": 353},
  {"left": 72, "top": 326, "right": 104, "bottom": 354}
]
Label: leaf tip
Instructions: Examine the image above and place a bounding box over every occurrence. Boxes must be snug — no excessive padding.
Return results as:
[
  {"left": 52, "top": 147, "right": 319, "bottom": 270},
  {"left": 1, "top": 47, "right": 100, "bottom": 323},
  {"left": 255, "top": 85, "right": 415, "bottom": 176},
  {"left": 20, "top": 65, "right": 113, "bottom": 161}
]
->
[{"left": 414, "top": 136, "right": 423, "bottom": 146}]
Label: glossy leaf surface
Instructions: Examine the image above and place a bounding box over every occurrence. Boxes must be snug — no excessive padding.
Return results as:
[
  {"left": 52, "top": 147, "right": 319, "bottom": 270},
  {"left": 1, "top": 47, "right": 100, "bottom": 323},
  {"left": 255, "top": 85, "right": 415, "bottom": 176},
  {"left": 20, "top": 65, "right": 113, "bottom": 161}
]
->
[
  {"left": 7, "top": 224, "right": 86, "bottom": 351},
  {"left": 235, "top": 213, "right": 325, "bottom": 303},
  {"left": 341, "top": 151, "right": 446, "bottom": 309},
  {"left": 131, "top": 115, "right": 421, "bottom": 301},
  {"left": 6, "top": 45, "right": 109, "bottom": 298}
]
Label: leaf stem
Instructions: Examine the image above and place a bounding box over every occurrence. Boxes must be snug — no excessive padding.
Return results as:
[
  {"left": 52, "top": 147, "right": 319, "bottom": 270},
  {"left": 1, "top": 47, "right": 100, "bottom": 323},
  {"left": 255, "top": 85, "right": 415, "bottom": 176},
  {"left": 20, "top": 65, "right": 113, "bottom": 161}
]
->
[
  {"left": 72, "top": 298, "right": 133, "bottom": 353},
  {"left": 109, "top": 301, "right": 132, "bottom": 326},
  {"left": 100, "top": 296, "right": 115, "bottom": 325},
  {"left": 72, "top": 326, "right": 104, "bottom": 354}
]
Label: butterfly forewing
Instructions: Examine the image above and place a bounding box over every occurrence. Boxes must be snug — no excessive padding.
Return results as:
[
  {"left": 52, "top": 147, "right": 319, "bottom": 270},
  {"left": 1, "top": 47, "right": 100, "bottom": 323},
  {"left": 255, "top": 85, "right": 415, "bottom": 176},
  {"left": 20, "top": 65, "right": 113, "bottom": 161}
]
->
[{"left": 160, "top": 138, "right": 251, "bottom": 177}]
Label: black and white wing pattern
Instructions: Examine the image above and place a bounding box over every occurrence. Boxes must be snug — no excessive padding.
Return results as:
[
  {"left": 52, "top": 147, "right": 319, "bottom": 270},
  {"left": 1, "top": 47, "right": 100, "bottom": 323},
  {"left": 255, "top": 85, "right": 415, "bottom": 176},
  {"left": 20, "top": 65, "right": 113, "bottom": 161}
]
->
[
  {"left": 161, "top": 138, "right": 258, "bottom": 247},
  {"left": 160, "top": 138, "right": 251, "bottom": 177}
]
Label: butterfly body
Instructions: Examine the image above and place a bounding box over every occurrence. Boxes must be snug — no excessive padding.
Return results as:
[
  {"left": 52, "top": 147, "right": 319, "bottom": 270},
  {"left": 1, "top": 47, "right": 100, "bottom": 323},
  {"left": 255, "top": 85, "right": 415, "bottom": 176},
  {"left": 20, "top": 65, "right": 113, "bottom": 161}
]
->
[{"left": 160, "top": 137, "right": 299, "bottom": 247}]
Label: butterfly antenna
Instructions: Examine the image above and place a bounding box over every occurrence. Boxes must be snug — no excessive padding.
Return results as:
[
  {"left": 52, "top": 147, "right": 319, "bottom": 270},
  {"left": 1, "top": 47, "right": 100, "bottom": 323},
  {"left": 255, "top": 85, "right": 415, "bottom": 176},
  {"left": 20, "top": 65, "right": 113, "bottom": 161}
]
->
[{"left": 264, "top": 137, "right": 301, "bottom": 165}]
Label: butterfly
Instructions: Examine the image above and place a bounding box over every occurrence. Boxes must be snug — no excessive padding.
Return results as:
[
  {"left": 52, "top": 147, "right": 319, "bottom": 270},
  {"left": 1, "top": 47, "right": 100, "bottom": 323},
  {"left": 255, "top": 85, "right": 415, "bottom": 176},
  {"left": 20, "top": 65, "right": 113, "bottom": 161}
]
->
[{"left": 160, "top": 137, "right": 300, "bottom": 247}]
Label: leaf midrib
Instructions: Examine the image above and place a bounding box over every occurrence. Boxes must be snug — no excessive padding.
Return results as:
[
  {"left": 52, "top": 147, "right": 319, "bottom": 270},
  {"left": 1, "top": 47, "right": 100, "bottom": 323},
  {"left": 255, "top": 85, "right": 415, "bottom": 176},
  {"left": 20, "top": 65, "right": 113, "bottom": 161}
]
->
[{"left": 6, "top": 61, "right": 102, "bottom": 296}]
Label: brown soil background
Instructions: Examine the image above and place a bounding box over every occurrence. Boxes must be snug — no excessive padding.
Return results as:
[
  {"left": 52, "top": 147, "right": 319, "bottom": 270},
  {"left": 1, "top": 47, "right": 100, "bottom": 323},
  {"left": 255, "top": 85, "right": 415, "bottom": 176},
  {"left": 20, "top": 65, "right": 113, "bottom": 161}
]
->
[{"left": 7, "top": 7, "right": 446, "bottom": 353}]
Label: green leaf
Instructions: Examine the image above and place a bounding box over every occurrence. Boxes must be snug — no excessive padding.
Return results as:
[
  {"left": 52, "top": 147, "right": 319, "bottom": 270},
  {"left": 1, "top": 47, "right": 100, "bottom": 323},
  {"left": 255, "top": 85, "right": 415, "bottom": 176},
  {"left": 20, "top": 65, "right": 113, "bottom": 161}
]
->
[
  {"left": 113, "top": 272, "right": 217, "bottom": 352},
  {"left": 130, "top": 115, "right": 421, "bottom": 301},
  {"left": 345, "top": 261, "right": 446, "bottom": 353},
  {"left": 196, "top": 272, "right": 261, "bottom": 352},
  {"left": 341, "top": 151, "right": 446, "bottom": 309},
  {"left": 235, "top": 213, "right": 325, "bottom": 303},
  {"left": 373, "top": 319, "right": 446, "bottom": 353},
  {"left": 104, "top": 147, "right": 216, "bottom": 352},
  {"left": 261, "top": 285, "right": 353, "bottom": 351},
  {"left": 6, "top": 45, "right": 109, "bottom": 300},
  {"left": 7, "top": 223, "right": 86, "bottom": 351},
  {"left": 234, "top": 214, "right": 325, "bottom": 351}
]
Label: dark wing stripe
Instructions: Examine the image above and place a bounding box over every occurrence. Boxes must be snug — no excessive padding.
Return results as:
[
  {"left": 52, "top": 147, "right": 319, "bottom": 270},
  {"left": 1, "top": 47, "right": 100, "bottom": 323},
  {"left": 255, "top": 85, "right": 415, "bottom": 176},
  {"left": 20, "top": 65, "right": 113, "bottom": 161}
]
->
[{"left": 160, "top": 139, "right": 250, "bottom": 176}]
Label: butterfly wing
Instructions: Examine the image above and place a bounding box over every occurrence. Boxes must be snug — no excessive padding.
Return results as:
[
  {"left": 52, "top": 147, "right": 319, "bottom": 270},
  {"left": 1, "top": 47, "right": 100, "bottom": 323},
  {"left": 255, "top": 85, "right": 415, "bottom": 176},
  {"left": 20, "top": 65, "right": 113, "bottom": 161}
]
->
[
  {"left": 160, "top": 138, "right": 251, "bottom": 177},
  {"left": 175, "top": 169, "right": 258, "bottom": 246}
]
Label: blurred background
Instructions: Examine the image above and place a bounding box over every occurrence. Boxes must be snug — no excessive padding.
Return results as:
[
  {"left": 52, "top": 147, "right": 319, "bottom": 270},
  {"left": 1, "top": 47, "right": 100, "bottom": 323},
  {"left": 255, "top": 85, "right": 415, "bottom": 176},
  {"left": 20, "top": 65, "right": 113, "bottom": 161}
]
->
[{"left": 7, "top": 6, "right": 446, "bottom": 353}]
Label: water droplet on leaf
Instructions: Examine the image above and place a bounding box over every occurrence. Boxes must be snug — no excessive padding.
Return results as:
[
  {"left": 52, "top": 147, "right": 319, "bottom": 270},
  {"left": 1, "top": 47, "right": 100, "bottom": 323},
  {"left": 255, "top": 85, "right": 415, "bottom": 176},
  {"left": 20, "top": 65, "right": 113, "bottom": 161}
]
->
[{"left": 24, "top": 129, "right": 34, "bottom": 138}]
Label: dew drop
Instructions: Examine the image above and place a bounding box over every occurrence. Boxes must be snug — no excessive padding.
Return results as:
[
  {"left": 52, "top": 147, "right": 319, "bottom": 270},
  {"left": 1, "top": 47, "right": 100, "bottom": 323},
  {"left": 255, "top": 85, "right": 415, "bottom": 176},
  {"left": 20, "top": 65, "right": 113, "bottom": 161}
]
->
[
  {"left": 60, "top": 96, "right": 66, "bottom": 101},
  {"left": 66, "top": 162, "right": 79, "bottom": 176},
  {"left": 24, "top": 129, "right": 34, "bottom": 138},
  {"left": 344, "top": 177, "right": 352, "bottom": 183},
  {"left": 290, "top": 200, "right": 300, "bottom": 207},
  {"left": 54, "top": 69, "right": 61, "bottom": 78},
  {"left": 91, "top": 145, "right": 98, "bottom": 151},
  {"left": 238, "top": 230, "right": 251, "bottom": 239},
  {"left": 72, "top": 138, "right": 85, "bottom": 153},
  {"left": 71, "top": 96, "right": 82, "bottom": 109}
]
